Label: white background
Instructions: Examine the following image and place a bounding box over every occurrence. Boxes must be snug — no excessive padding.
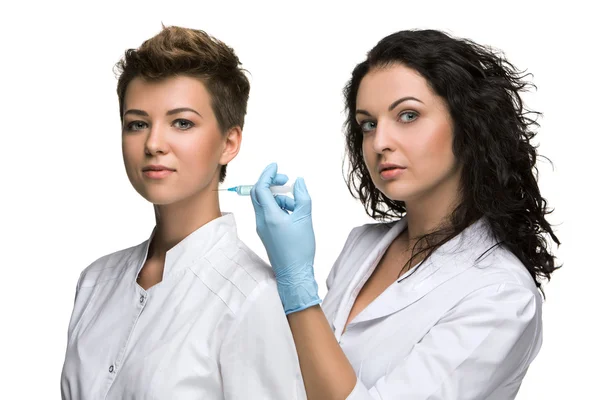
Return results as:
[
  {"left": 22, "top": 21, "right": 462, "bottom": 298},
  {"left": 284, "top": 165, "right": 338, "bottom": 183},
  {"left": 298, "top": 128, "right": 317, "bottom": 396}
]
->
[{"left": 1, "top": 0, "right": 596, "bottom": 398}]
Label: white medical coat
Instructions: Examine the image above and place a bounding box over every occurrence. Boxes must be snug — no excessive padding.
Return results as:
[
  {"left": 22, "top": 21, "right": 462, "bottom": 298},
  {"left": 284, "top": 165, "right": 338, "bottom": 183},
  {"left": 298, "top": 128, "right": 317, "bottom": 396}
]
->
[
  {"left": 61, "top": 213, "right": 306, "bottom": 400},
  {"left": 322, "top": 218, "right": 542, "bottom": 400}
]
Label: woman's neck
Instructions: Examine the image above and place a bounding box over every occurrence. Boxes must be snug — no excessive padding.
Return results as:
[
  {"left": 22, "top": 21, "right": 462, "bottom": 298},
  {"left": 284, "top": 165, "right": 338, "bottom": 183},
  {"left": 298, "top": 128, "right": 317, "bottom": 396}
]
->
[
  {"left": 149, "top": 188, "right": 222, "bottom": 258},
  {"left": 403, "top": 171, "right": 462, "bottom": 241}
]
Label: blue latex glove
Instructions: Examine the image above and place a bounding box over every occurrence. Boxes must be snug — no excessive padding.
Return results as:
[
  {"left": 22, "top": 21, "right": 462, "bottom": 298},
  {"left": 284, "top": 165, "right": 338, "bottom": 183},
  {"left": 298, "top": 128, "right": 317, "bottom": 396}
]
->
[{"left": 250, "top": 163, "right": 321, "bottom": 314}]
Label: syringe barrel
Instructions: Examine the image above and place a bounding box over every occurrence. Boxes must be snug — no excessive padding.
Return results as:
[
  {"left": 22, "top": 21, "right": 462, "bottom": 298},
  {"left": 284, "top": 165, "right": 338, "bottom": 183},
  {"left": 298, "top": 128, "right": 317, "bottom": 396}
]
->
[
  {"left": 235, "top": 185, "right": 292, "bottom": 196},
  {"left": 236, "top": 185, "right": 254, "bottom": 196},
  {"left": 269, "top": 185, "right": 292, "bottom": 194}
]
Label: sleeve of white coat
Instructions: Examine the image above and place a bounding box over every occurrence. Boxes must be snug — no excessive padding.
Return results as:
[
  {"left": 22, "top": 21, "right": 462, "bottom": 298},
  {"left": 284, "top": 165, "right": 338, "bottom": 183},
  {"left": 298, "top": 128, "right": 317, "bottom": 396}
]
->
[
  {"left": 219, "top": 280, "right": 307, "bottom": 400},
  {"left": 346, "top": 283, "right": 540, "bottom": 400}
]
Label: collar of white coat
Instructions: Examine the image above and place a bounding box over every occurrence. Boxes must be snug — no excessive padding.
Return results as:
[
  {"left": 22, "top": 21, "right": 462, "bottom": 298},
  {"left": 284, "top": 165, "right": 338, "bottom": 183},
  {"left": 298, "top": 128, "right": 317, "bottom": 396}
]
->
[
  {"left": 337, "top": 217, "right": 498, "bottom": 329},
  {"left": 139, "top": 212, "right": 238, "bottom": 280}
]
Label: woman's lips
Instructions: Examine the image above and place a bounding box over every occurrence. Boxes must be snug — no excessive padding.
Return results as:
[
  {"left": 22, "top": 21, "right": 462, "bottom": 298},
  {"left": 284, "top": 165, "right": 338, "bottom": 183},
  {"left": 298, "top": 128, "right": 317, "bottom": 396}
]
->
[
  {"left": 143, "top": 169, "right": 174, "bottom": 179},
  {"left": 142, "top": 165, "right": 175, "bottom": 179},
  {"left": 378, "top": 163, "right": 406, "bottom": 180},
  {"left": 380, "top": 167, "right": 405, "bottom": 180}
]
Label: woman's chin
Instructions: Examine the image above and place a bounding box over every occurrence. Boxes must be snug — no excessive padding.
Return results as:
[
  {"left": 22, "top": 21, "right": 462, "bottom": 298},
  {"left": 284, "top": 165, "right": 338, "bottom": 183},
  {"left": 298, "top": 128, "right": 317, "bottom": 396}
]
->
[
  {"left": 375, "top": 183, "right": 413, "bottom": 203},
  {"left": 137, "top": 190, "right": 182, "bottom": 206}
]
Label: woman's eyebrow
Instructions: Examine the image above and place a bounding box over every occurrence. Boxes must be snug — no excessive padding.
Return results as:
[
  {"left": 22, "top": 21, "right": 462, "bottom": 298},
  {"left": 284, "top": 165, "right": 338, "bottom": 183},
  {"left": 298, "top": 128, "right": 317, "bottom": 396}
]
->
[
  {"left": 122, "top": 108, "right": 203, "bottom": 118},
  {"left": 166, "top": 107, "right": 202, "bottom": 118},
  {"left": 356, "top": 96, "right": 424, "bottom": 116},
  {"left": 388, "top": 96, "right": 423, "bottom": 111},
  {"left": 123, "top": 109, "right": 148, "bottom": 117}
]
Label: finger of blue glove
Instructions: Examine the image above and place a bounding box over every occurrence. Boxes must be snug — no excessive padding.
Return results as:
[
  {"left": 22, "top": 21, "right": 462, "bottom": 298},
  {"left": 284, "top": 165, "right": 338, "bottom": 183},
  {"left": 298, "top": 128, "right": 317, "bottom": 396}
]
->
[
  {"left": 255, "top": 163, "right": 278, "bottom": 189},
  {"left": 292, "top": 177, "right": 312, "bottom": 217},
  {"left": 250, "top": 173, "right": 288, "bottom": 205},
  {"left": 251, "top": 163, "right": 289, "bottom": 212},
  {"left": 274, "top": 195, "right": 296, "bottom": 212},
  {"left": 273, "top": 173, "right": 289, "bottom": 186}
]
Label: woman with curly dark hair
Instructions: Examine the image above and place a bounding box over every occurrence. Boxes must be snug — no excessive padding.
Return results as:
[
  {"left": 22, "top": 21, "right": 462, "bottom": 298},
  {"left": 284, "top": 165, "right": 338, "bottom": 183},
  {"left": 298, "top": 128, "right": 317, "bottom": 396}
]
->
[{"left": 251, "top": 29, "right": 559, "bottom": 399}]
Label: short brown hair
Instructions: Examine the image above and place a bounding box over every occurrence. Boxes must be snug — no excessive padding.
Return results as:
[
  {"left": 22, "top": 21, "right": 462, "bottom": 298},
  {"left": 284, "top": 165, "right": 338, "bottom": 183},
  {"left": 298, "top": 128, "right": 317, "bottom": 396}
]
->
[{"left": 115, "top": 25, "right": 250, "bottom": 182}]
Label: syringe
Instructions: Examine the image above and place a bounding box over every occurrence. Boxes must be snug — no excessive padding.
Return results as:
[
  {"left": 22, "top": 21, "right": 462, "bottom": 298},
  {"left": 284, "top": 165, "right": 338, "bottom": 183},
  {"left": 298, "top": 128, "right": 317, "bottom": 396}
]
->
[{"left": 217, "top": 185, "right": 293, "bottom": 196}]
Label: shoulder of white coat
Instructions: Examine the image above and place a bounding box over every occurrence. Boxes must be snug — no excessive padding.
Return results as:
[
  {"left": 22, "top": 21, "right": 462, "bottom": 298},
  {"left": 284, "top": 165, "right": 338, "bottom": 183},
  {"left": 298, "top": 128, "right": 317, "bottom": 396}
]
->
[
  {"left": 326, "top": 221, "right": 395, "bottom": 288},
  {"left": 193, "top": 235, "right": 278, "bottom": 317},
  {"left": 446, "top": 219, "right": 541, "bottom": 298},
  {"left": 474, "top": 244, "right": 540, "bottom": 296},
  {"left": 77, "top": 241, "right": 146, "bottom": 289},
  {"left": 349, "top": 220, "right": 396, "bottom": 242}
]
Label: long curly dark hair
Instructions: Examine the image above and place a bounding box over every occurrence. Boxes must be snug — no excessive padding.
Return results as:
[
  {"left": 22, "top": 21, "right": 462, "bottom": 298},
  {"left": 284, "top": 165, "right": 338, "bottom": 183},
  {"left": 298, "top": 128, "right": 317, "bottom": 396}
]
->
[{"left": 344, "top": 29, "right": 560, "bottom": 293}]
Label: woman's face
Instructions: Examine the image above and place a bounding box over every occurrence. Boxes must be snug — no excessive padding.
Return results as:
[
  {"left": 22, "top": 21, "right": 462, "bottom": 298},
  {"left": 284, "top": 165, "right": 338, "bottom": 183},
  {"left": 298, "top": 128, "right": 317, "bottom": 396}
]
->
[
  {"left": 121, "top": 75, "right": 239, "bottom": 205},
  {"left": 356, "top": 64, "right": 461, "bottom": 204}
]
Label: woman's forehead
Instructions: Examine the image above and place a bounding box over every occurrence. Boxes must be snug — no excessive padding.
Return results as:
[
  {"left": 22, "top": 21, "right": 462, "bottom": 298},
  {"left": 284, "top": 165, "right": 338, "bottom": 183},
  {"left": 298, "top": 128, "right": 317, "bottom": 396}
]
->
[
  {"left": 124, "top": 76, "right": 213, "bottom": 113},
  {"left": 356, "top": 65, "right": 433, "bottom": 110}
]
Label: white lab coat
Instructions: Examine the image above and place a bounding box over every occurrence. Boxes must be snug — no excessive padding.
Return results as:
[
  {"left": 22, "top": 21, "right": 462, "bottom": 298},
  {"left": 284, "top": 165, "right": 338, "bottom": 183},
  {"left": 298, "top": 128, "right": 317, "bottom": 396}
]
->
[
  {"left": 61, "top": 214, "right": 306, "bottom": 400},
  {"left": 322, "top": 218, "right": 542, "bottom": 400}
]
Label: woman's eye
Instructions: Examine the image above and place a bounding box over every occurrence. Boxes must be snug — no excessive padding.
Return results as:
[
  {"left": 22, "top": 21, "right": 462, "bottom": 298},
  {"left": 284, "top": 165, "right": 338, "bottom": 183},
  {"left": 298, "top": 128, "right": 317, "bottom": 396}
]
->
[
  {"left": 399, "top": 111, "right": 418, "bottom": 123},
  {"left": 174, "top": 119, "right": 194, "bottom": 130},
  {"left": 126, "top": 121, "right": 147, "bottom": 131},
  {"left": 360, "top": 120, "right": 377, "bottom": 133}
]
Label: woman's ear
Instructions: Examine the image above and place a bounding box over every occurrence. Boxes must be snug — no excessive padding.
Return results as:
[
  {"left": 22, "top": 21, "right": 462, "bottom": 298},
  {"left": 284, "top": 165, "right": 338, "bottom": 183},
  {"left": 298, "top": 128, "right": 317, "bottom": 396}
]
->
[{"left": 219, "top": 126, "right": 242, "bottom": 166}]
